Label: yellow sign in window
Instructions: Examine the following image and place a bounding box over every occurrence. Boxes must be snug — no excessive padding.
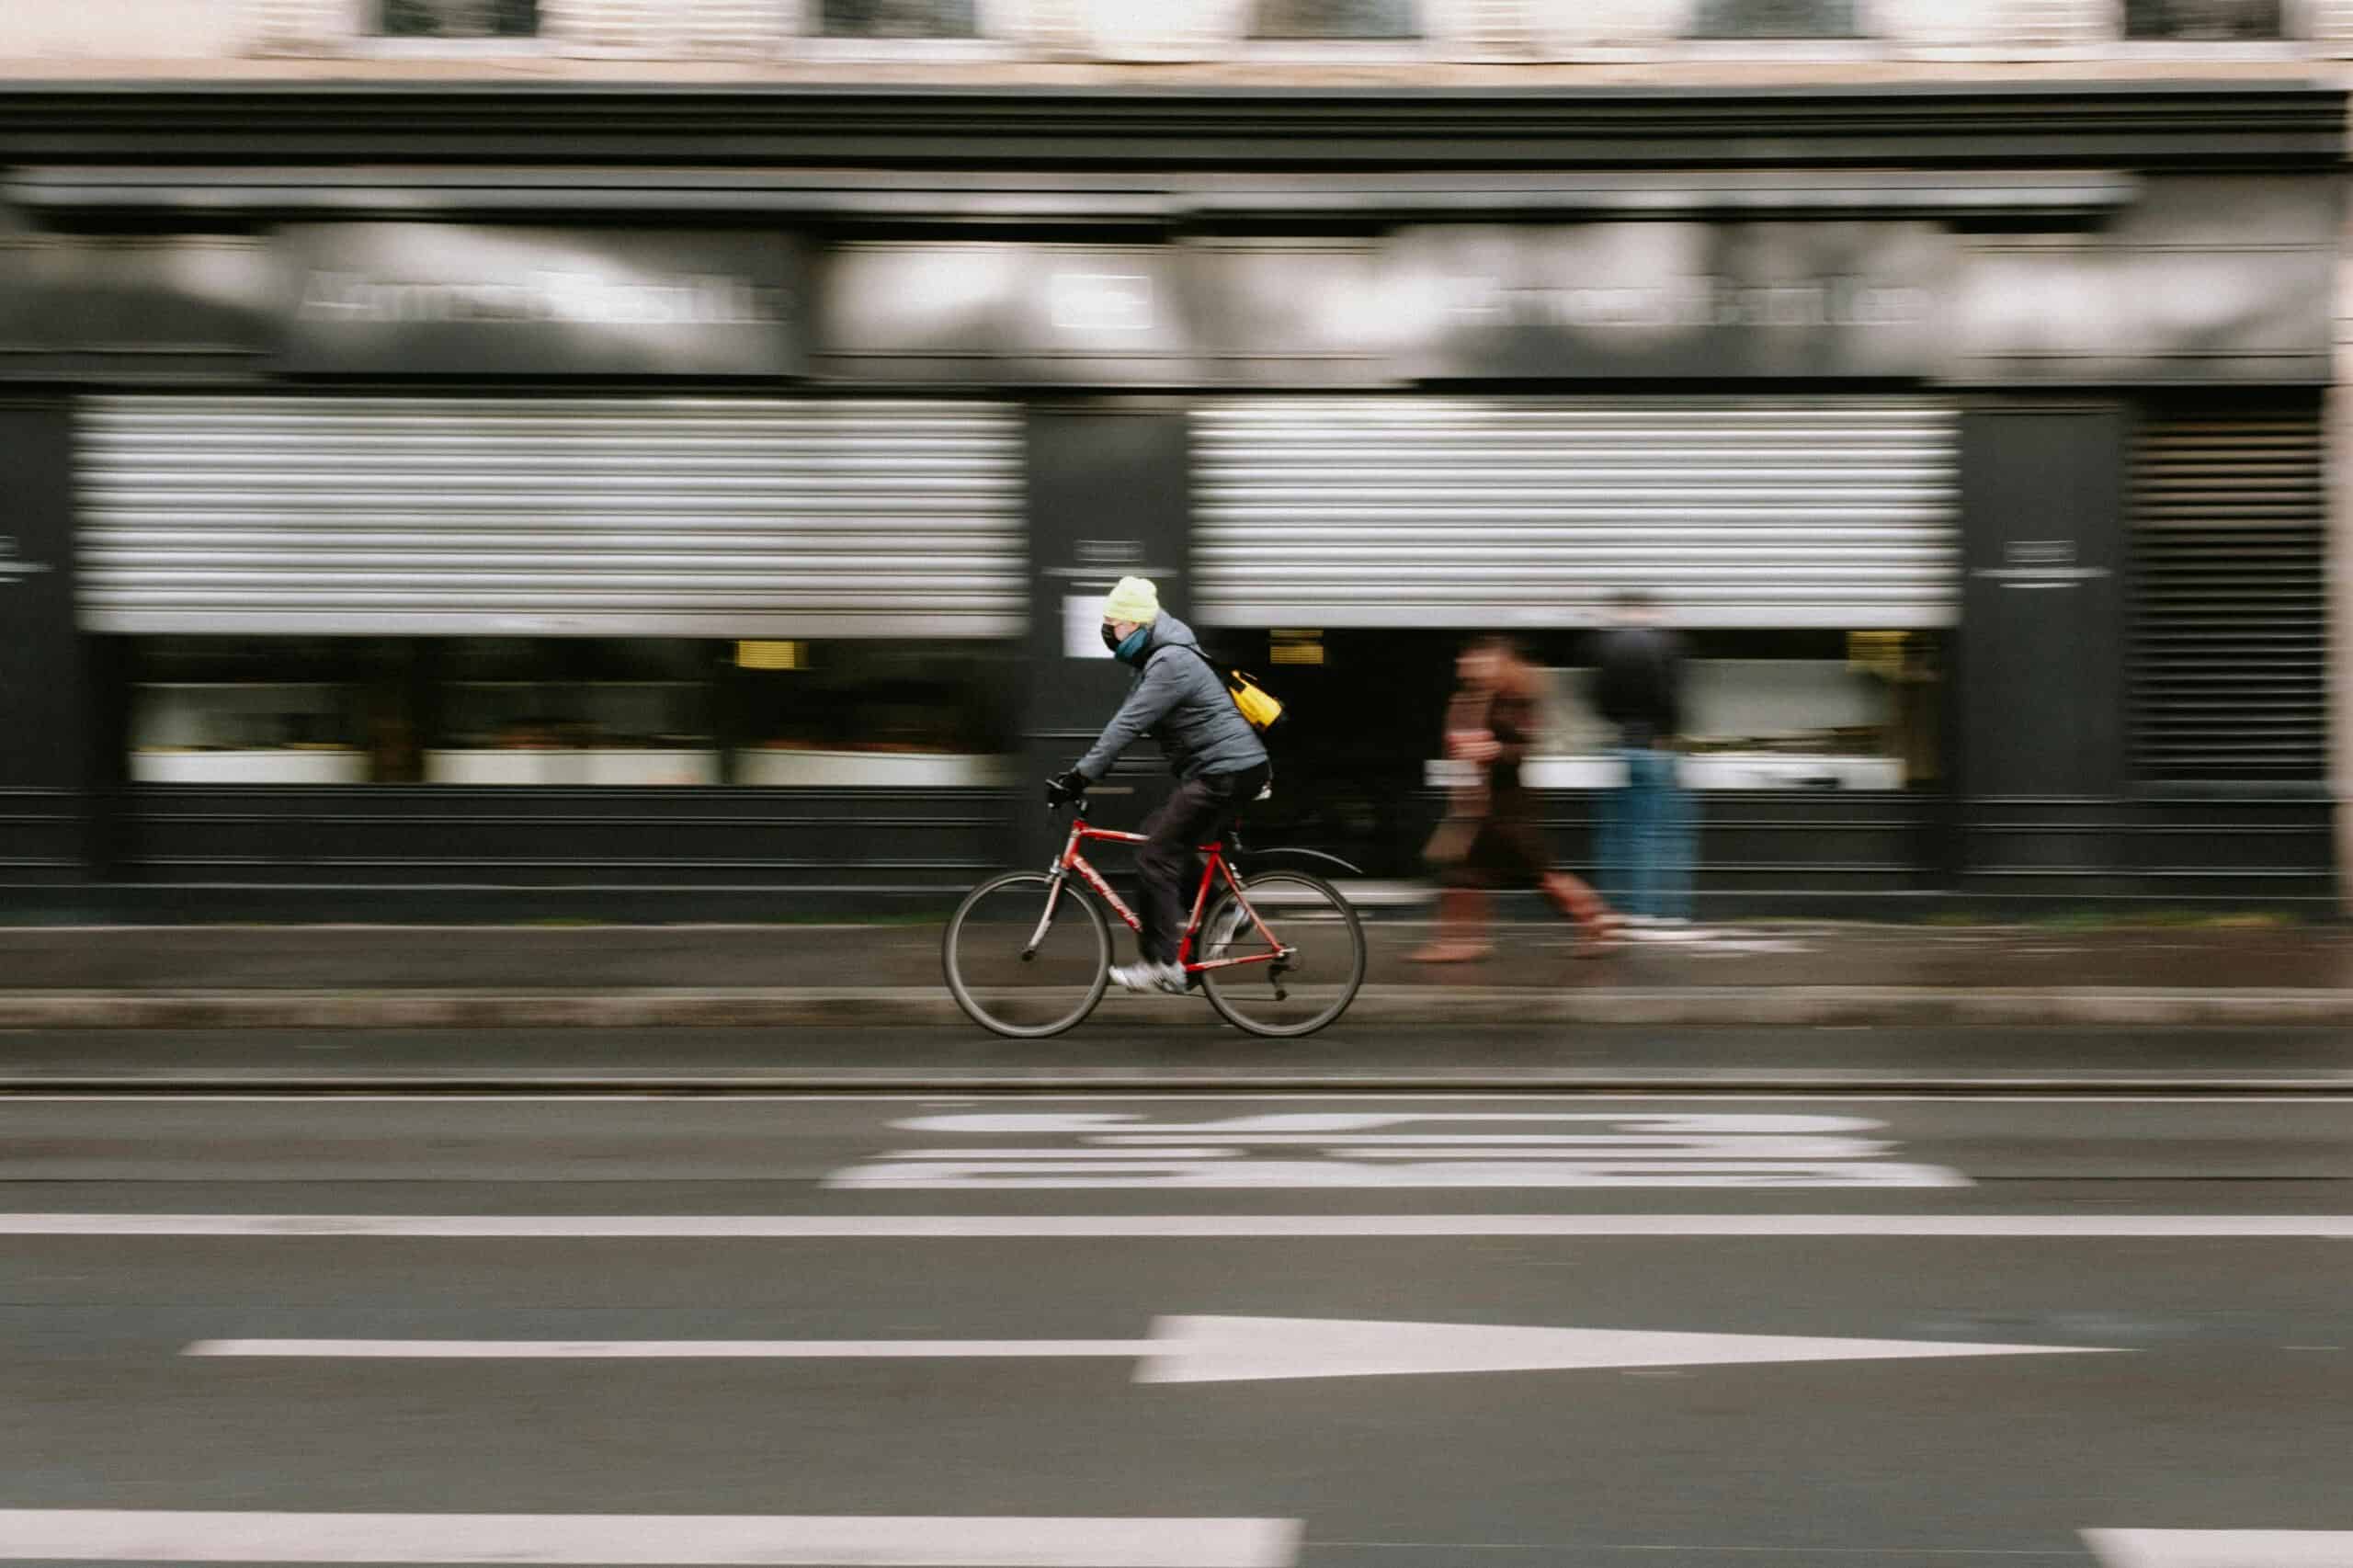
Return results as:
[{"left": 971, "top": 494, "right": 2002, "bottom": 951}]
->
[
  {"left": 737, "top": 640, "right": 807, "bottom": 672},
  {"left": 1269, "top": 630, "right": 1325, "bottom": 667}
]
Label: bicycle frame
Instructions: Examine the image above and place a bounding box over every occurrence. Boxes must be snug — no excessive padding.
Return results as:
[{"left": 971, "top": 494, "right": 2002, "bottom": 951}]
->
[{"left": 1028, "top": 802, "right": 1292, "bottom": 975}]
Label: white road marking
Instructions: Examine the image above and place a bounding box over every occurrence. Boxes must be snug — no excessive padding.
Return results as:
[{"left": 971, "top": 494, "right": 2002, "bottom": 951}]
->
[
  {"left": 187, "top": 1316, "right": 2122, "bottom": 1384},
  {"left": 190, "top": 1338, "right": 1160, "bottom": 1360},
  {"left": 0, "top": 1093, "right": 2344, "bottom": 1104},
  {"left": 1138, "top": 1316, "right": 2120, "bottom": 1384},
  {"left": 892, "top": 1114, "right": 1888, "bottom": 1132},
  {"left": 2086, "top": 1530, "right": 2353, "bottom": 1568},
  {"left": 2, "top": 1213, "right": 2347, "bottom": 1238},
  {"left": 0, "top": 1511, "right": 1300, "bottom": 1567},
  {"left": 829, "top": 1161, "right": 1969, "bottom": 1188},
  {"left": 835, "top": 1111, "right": 1968, "bottom": 1189}
]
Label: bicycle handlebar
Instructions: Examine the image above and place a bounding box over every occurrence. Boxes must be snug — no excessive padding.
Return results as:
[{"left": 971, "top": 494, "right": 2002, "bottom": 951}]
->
[{"left": 1043, "top": 778, "right": 1134, "bottom": 812}]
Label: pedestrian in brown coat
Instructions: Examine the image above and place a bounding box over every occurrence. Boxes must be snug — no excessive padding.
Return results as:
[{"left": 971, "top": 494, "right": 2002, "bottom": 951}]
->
[{"left": 1414, "top": 636, "right": 1620, "bottom": 963}]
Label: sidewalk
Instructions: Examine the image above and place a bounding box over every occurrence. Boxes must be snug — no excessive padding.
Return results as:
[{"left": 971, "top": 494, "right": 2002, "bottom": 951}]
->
[{"left": 1, "top": 917, "right": 2350, "bottom": 1031}]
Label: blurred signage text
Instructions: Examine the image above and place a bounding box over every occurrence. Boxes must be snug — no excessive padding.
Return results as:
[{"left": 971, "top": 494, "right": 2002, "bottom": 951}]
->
[
  {"left": 1438, "top": 273, "right": 1931, "bottom": 333},
  {"left": 0, "top": 537, "right": 53, "bottom": 585},
  {"left": 1395, "top": 222, "right": 1952, "bottom": 380},
  {"left": 1973, "top": 538, "right": 2111, "bottom": 590},
  {"left": 815, "top": 241, "right": 1191, "bottom": 384},
  {"left": 1048, "top": 272, "right": 1156, "bottom": 334},
  {"left": 278, "top": 225, "right": 804, "bottom": 377}
]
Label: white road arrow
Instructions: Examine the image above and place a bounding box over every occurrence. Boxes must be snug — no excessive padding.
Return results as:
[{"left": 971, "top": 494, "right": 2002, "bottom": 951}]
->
[{"left": 188, "top": 1316, "right": 2123, "bottom": 1384}]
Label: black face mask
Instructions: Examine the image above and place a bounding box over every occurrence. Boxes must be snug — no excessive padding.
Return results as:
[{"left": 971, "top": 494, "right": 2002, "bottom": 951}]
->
[{"left": 1100, "top": 622, "right": 1125, "bottom": 654}]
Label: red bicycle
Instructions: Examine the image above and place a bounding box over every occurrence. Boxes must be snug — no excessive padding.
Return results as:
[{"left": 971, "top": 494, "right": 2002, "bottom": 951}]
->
[{"left": 943, "top": 789, "right": 1366, "bottom": 1039}]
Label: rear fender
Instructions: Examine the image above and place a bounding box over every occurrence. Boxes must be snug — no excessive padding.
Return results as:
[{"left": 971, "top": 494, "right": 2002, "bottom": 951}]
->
[{"left": 1239, "top": 846, "right": 1367, "bottom": 879}]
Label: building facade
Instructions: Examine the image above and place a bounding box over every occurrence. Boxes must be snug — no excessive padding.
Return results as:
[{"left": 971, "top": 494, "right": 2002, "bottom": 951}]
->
[{"left": 1, "top": 2, "right": 2347, "bottom": 916}]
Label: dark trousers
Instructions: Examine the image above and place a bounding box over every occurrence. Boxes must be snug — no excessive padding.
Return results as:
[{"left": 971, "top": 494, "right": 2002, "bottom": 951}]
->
[{"left": 1132, "top": 763, "right": 1270, "bottom": 964}]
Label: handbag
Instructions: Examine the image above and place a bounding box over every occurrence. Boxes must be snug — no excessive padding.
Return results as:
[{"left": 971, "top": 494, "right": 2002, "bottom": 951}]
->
[
  {"left": 1183, "top": 648, "right": 1287, "bottom": 735},
  {"left": 1422, "top": 687, "right": 1495, "bottom": 870}
]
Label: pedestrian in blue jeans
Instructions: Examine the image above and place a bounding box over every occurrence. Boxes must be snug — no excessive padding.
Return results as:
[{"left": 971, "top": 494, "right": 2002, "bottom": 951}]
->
[{"left": 1590, "top": 591, "right": 1695, "bottom": 933}]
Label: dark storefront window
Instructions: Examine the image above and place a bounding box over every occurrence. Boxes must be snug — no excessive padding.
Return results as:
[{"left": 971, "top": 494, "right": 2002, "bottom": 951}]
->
[
  {"left": 379, "top": 0, "right": 539, "bottom": 37},
  {"left": 818, "top": 0, "right": 981, "bottom": 37},
  {"left": 1688, "top": 0, "right": 1864, "bottom": 38},
  {"left": 126, "top": 639, "right": 1014, "bottom": 788},
  {"left": 2124, "top": 0, "right": 2284, "bottom": 39},
  {"left": 1252, "top": 0, "right": 1420, "bottom": 40}
]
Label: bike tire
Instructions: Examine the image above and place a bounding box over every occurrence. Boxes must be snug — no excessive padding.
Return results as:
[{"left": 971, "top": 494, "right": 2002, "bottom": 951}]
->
[
  {"left": 1199, "top": 869, "right": 1366, "bottom": 1039},
  {"left": 942, "top": 870, "right": 1110, "bottom": 1039}
]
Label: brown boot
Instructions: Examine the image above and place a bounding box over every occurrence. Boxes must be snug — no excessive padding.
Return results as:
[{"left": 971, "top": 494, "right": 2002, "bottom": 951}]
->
[
  {"left": 1410, "top": 888, "right": 1495, "bottom": 963},
  {"left": 1542, "top": 873, "right": 1622, "bottom": 956}
]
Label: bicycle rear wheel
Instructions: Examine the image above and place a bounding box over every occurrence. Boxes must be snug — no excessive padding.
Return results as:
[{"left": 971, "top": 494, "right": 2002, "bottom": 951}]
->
[
  {"left": 943, "top": 870, "right": 1110, "bottom": 1039},
  {"left": 1198, "top": 869, "right": 1365, "bottom": 1039}
]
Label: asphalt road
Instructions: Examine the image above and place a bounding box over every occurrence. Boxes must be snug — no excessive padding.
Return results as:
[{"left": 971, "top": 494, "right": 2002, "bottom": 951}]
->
[
  {"left": 1, "top": 1022, "right": 2349, "bottom": 1088},
  {"left": 0, "top": 1091, "right": 2347, "bottom": 1568}
]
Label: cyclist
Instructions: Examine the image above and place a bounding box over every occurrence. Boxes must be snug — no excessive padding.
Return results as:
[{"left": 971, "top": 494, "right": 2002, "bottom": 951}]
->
[{"left": 1048, "top": 576, "right": 1270, "bottom": 995}]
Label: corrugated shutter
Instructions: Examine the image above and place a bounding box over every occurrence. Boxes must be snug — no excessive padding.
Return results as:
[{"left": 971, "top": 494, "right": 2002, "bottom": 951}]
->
[
  {"left": 1192, "top": 398, "right": 1958, "bottom": 629},
  {"left": 76, "top": 396, "right": 1025, "bottom": 638},
  {"left": 2130, "top": 402, "right": 2328, "bottom": 782}
]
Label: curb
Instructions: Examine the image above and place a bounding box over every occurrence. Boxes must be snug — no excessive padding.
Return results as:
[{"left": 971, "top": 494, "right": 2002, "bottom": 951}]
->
[
  {"left": 0, "top": 985, "right": 2350, "bottom": 1029},
  {"left": 3, "top": 1076, "right": 2347, "bottom": 1095}
]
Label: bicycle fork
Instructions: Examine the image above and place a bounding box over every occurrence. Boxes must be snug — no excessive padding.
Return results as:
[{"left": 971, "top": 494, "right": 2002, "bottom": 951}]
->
[{"left": 1020, "top": 870, "right": 1067, "bottom": 962}]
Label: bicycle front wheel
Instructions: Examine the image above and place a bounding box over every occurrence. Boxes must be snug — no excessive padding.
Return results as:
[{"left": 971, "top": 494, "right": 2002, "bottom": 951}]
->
[
  {"left": 943, "top": 870, "right": 1110, "bottom": 1039},
  {"left": 1199, "top": 869, "right": 1366, "bottom": 1039}
]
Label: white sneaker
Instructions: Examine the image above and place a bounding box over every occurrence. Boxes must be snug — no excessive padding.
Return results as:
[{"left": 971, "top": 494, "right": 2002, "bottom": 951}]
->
[{"left": 1110, "top": 960, "right": 1190, "bottom": 995}]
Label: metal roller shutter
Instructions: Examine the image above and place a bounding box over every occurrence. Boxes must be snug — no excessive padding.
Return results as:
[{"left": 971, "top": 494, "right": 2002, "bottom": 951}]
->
[
  {"left": 2130, "top": 402, "right": 2328, "bottom": 782},
  {"left": 76, "top": 396, "right": 1025, "bottom": 638},
  {"left": 1192, "top": 398, "right": 1959, "bottom": 629}
]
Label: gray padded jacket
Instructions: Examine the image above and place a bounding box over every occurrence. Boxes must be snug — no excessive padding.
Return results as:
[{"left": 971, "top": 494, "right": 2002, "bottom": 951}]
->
[{"left": 1076, "top": 614, "right": 1270, "bottom": 783}]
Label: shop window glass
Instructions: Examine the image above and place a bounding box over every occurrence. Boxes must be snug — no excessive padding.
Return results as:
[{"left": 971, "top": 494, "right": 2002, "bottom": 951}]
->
[
  {"left": 818, "top": 0, "right": 981, "bottom": 37},
  {"left": 1688, "top": 0, "right": 1864, "bottom": 38},
  {"left": 2123, "top": 0, "right": 2283, "bottom": 39},
  {"left": 126, "top": 638, "right": 1014, "bottom": 788},
  {"left": 431, "top": 639, "right": 720, "bottom": 786},
  {"left": 730, "top": 641, "right": 1017, "bottom": 788},
  {"left": 129, "top": 639, "right": 384, "bottom": 787},
  {"left": 1523, "top": 631, "right": 1946, "bottom": 791},
  {"left": 1252, "top": 0, "right": 1420, "bottom": 39},
  {"left": 379, "top": 0, "right": 539, "bottom": 37}
]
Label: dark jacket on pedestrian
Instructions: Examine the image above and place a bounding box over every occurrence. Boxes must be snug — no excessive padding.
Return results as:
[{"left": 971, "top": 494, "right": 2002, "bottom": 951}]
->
[
  {"left": 1078, "top": 613, "right": 1270, "bottom": 783},
  {"left": 1590, "top": 625, "right": 1687, "bottom": 749}
]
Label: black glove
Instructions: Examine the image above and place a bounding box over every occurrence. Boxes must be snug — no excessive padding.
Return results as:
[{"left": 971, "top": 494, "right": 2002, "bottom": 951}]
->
[{"left": 1045, "top": 769, "right": 1090, "bottom": 807}]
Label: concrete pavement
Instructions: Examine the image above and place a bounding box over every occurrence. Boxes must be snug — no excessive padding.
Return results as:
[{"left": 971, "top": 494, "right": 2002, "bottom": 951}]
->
[{"left": 1, "top": 919, "right": 2351, "bottom": 1031}]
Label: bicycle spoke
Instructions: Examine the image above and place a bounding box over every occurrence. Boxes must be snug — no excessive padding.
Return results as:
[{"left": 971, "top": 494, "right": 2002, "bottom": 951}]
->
[
  {"left": 1199, "top": 870, "right": 1365, "bottom": 1038},
  {"left": 944, "top": 872, "right": 1108, "bottom": 1038}
]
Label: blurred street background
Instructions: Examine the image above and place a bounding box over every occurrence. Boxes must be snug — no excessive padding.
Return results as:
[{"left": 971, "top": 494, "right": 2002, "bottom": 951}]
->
[{"left": 2, "top": 0, "right": 2350, "bottom": 922}]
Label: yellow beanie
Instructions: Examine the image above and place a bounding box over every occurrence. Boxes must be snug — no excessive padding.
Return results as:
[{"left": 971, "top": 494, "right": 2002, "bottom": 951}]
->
[{"left": 1102, "top": 575, "right": 1161, "bottom": 625}]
